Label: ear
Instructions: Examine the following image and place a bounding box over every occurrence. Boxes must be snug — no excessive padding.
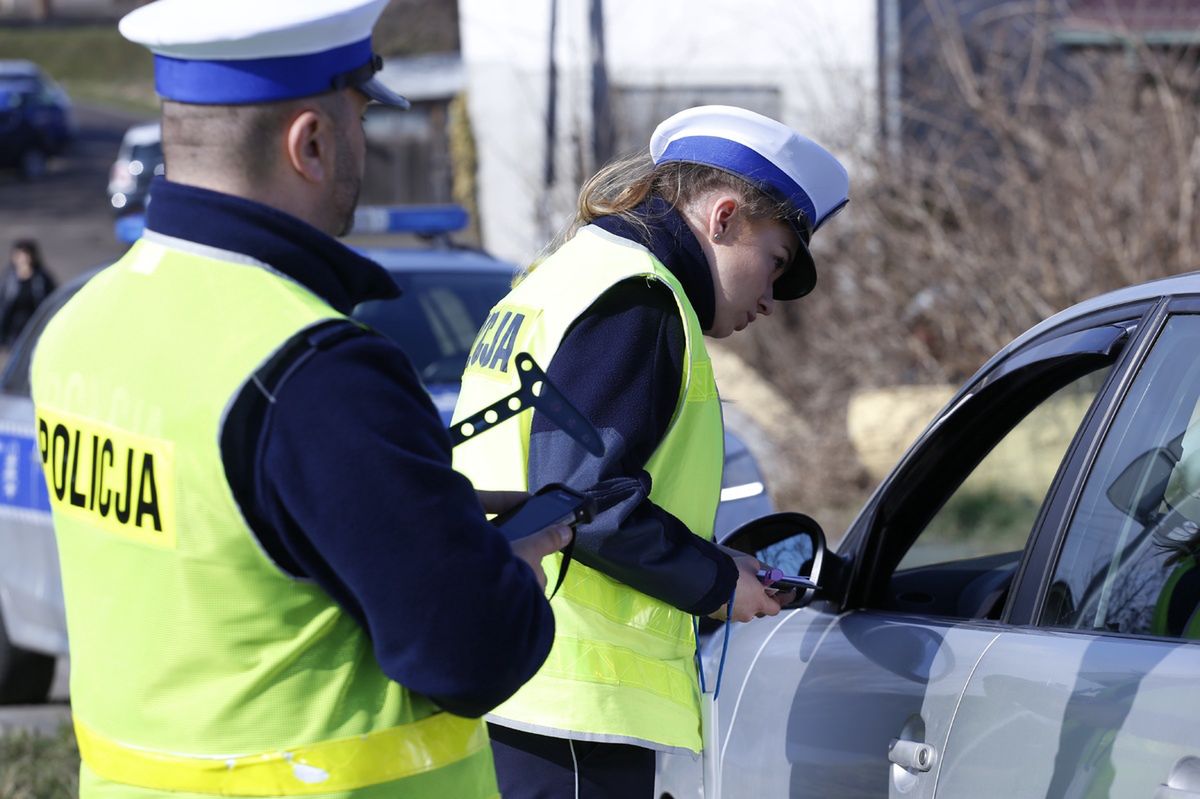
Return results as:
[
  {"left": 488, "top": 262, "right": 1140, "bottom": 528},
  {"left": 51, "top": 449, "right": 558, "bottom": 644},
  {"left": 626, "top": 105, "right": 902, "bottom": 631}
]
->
[
  {"left": 706, "top": 195, "right": 740, "bottom": 242},
  {"left": 283, "top": 107, "right": 332, "bottom": 185}
]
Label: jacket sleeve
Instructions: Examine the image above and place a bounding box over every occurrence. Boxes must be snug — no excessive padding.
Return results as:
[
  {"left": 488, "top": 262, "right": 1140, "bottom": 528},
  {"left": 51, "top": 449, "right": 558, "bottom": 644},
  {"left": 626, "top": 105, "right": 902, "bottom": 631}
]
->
[
  {"left": 529, "top": 279, "right": 738, "bottom": 616},
  {"left": 233, "top": 332, "right": 555, "bottom": 718}
]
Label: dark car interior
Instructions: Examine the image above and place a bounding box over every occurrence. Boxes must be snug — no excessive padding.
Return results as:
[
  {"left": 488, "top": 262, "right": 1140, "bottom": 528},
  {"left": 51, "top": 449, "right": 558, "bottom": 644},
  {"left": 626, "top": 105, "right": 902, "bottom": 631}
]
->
[
  {"left": 353, "top": 270, "right": 513, "bottom": 384},
  {"left": 857, "top": 324, "right": 1134, "bottom": 621}
]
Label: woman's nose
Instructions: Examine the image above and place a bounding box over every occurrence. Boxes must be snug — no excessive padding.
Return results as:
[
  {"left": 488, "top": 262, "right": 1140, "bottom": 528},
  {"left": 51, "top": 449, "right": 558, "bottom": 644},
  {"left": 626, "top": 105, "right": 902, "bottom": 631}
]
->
[{"left": 758, "top": 295, "right": 775, "bottom": 317}]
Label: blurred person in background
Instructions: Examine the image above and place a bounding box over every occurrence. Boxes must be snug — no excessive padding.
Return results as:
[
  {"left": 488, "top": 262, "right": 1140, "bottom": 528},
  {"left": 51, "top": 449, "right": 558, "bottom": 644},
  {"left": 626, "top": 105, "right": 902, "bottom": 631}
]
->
[
  {"left": 0, "top": 238, "right": 56, "bottom": 346},
  {"left": 453, "top": 105, "right": 850, "bottom": 797}
]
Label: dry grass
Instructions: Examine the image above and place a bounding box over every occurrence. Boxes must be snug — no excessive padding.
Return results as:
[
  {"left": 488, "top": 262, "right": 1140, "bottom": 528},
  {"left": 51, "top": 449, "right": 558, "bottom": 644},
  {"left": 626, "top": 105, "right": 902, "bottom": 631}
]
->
[{"left": 0, "top": 727, "right": 78, "bottom": 799}]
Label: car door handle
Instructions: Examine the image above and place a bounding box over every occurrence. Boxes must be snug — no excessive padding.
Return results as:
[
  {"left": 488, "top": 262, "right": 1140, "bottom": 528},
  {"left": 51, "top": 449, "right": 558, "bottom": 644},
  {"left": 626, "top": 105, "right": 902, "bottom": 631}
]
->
[{"left": 888, "top": 738, "right": 937, "bottom": 773}]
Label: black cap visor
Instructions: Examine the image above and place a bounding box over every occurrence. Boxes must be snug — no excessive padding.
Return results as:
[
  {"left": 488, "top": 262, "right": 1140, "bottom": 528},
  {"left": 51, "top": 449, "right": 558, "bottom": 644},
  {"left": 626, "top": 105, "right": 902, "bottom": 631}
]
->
[
  {"left": 359, "top": 76, "right": 410, "bottom": 109},
  {"left": 773, "top": 218, "right": 816, "bottom": 300},
  {"left": 331, "top": 55, "right": 410, "bottom": 109}
]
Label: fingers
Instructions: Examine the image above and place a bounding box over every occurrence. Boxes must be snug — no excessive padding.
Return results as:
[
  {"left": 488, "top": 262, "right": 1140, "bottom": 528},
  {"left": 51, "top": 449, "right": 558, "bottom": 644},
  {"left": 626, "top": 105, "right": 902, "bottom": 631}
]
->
[
  {"left": 725, "top": 559, "right": 774, "bottom": 622},
  {"left": 512, "top": 523, "right": 572, "bottom": 559},
  {"left": 722, "top": 556, "right": 806, "bottom": 622},
  {"left": 510, "top": 523, "right": 573, "bottom": 591},
  {"left": 771, "top": 587, "right": 799, "bottom": 607},
  {"left": 525, "top": 561, "right": 548, "bottom": 590},
  {"left": 477, "top": 489, "right": 530, "bottom": 515}
]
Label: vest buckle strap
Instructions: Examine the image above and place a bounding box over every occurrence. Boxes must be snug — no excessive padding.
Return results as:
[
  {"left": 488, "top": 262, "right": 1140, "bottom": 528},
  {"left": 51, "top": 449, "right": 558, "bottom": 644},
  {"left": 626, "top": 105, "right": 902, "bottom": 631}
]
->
[{"left": 74, "top": 713, "right": 488, "bottom": 795}]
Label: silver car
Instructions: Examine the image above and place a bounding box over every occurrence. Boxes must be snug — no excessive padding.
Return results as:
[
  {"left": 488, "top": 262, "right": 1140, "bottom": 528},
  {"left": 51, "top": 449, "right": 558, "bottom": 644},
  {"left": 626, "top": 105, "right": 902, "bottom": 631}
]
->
[{"left": 658, "top": 272, "right": 1200, "bottom": 797}]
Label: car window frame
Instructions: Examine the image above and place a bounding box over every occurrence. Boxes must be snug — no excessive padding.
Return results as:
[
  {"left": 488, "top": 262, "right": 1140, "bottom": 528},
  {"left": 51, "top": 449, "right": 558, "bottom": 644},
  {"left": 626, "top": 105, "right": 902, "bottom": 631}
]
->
[
  {"left": 833, "top": 300, "right": 1160, "bottom": 623},
  {"left": 1015, "top": 295, "right": 1200, "bottom": 633}
]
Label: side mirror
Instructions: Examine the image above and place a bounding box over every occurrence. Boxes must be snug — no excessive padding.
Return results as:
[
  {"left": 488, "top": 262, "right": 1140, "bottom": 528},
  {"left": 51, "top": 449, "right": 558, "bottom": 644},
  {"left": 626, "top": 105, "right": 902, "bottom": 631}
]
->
[
  {"left": 1107, "top": 445, "right": 1179, "bottom": 526},
  {"left": 722, "top": 511, "right": 827, "bottom": 609}
]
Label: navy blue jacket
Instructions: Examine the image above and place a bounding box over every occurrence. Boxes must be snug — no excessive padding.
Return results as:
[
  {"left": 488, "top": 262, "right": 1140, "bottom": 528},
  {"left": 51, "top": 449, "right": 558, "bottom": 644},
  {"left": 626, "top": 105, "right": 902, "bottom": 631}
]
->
[
  {"left": 144, "top": 179, "right": 555, "bottom": 719},
  {"left": 528, "top": 201, "right": 738, "bottom": 616}
]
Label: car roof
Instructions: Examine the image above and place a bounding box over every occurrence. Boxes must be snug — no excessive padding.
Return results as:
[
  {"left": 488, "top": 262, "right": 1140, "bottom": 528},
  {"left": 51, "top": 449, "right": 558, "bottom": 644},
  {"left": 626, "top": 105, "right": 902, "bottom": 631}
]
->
[
  {"left": 121, "top": 122, "right": 161, "bottom": 147},
  {"left": 0, "top": 60, "right": 40, "bottom": 78},
  {"left": 360, "top": 245, "right": 519, "bottom": 277}
]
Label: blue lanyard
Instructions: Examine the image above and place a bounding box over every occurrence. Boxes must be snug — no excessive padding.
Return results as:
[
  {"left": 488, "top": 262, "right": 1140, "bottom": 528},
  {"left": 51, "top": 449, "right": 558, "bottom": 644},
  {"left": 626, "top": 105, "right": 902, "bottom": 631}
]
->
[{"left": 693, "top": 588, "right": 736, "bottom": 700}]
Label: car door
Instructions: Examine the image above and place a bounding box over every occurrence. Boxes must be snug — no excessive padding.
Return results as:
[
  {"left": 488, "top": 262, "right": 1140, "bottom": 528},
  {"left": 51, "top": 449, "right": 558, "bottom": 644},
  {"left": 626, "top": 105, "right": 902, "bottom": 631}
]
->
[
  {"left": 935, "top": 299, "right": 1200, "bottom": 798},
  {"left": 707, "top": 305, "right": 1152, "bottom": 799}
]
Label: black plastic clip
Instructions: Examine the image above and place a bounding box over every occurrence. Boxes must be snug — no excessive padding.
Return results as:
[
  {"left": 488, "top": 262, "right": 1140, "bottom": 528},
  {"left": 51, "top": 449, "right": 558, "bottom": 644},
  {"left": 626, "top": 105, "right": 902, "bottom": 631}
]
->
[{"left": 448, "top": 353, "right": 605, "bottom": 456}]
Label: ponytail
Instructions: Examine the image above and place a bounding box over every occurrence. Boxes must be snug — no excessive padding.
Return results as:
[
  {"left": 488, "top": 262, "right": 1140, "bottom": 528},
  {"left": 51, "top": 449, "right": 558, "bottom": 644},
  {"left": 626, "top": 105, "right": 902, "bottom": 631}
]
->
[{"left": 524, "top": 149, "right": 791, "bottom": 278}]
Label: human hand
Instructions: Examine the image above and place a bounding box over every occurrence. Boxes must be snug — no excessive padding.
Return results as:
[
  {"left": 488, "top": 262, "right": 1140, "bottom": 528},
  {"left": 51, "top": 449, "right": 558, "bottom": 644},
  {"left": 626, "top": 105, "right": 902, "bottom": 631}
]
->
[
  {"left": 511, "top": 524, "right": 573, "bottom": 590},
  {"left": 476, "top": 489, "right": 530, "bottom": 515},
  {"left": 708, "top": 554, "right": 794, "bottom": 622}
]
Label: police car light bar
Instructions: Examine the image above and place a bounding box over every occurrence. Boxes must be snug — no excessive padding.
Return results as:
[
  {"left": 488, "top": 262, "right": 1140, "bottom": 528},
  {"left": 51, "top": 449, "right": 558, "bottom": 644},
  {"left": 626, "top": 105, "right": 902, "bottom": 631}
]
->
[
  {"left": 352, "top": 204, "right": 469, "bottom": 237},
  {"left": 113, "top": 205, "right": 470, "bottom": 244},
  {"left": 115, "top": 213, "right": 146, "bottom": 245}
]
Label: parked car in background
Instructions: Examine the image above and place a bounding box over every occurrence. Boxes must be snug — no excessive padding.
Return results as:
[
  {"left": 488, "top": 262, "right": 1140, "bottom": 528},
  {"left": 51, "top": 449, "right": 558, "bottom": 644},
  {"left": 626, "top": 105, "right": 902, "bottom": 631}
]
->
[
  {"left": 107, "top": 122, "right": 163, "bottom": 212},
  {"left": 0, "top": 205, "right": 773, "bottom": 703},
  {"left": 657, "top": 271, "right": 1200, "bottom": 798},
  {"left": 0, "top": 60, "right": 74, "bottom": 180}
]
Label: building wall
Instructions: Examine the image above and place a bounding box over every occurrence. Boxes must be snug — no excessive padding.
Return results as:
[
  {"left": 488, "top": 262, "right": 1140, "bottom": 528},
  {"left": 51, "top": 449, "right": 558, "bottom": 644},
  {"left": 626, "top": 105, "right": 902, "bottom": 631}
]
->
[{"left": 459, "top": 0, "right": 877, "bottom": 265}]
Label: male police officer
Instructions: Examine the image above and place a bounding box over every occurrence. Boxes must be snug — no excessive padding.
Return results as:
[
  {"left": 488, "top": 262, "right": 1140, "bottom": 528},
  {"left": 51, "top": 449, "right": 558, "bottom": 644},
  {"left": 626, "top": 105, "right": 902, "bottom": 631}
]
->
[{"left": 31, "top": 1, "right": 565, "bottom": 796}]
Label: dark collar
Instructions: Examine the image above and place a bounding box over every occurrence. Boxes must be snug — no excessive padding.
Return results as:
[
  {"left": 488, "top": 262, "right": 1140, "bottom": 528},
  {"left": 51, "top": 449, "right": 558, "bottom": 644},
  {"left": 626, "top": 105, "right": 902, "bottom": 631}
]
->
[
  {"left": 592, "top": 198, "right": 715, "bottom": 331},
  {"left": 144, "top": 178, "right": 399, "bottom": 314}
]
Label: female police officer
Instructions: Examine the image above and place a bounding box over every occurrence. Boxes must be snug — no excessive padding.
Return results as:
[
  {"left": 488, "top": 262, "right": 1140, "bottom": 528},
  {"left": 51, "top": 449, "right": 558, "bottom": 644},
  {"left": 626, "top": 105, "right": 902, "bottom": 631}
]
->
[{"left": 452, "top": 106, "right": 849, "bottom": 796}]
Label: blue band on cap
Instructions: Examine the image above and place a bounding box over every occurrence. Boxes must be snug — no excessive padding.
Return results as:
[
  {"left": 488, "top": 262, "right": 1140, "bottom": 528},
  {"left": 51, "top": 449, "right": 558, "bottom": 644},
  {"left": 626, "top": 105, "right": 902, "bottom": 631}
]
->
[
  {"left": 657, "top": 136, "right": 817, "bottom": 232},
  {"left": 154, "top": 38, "right": 372, "bottom": 104}
]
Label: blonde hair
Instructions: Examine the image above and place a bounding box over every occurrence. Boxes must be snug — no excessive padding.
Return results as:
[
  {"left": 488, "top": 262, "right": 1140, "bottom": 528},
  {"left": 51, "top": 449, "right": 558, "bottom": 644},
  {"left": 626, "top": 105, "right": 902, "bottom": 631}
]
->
[{"left": 527, "top": 148, "right": 792, "bottom": 275}]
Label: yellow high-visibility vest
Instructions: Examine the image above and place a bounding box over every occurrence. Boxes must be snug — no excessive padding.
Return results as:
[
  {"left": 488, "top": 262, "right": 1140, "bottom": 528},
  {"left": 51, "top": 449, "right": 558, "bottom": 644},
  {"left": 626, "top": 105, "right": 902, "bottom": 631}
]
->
[
  {"left": 33, "top": 235, "right": 496, "bottom": 798},
  {"left": 453, "top": 225, "right": 724, "bottom": 753}
]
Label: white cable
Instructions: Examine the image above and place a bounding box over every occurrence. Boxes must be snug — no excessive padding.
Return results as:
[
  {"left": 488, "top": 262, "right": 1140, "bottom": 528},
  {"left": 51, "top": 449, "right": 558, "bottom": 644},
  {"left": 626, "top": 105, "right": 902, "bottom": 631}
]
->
[{"left": 569, "top": 739, "right": 580, "bottom": 799}]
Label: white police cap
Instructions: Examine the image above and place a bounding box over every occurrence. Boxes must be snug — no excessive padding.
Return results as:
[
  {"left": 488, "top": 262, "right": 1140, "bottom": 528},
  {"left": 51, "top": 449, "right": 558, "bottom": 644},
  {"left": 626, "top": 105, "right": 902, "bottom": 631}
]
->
[
  {"left": 119, "top": 0, "right": 409, "bottom": 108},
  {"left": 650, "top": 105, "right": 849, "bottom": 299}
]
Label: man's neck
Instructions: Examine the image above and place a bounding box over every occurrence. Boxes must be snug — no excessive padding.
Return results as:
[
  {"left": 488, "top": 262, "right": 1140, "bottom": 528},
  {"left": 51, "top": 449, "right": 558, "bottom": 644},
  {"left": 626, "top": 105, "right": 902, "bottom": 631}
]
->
[{"left": 164, "top": 170, "right": 330, "bottom": 235}]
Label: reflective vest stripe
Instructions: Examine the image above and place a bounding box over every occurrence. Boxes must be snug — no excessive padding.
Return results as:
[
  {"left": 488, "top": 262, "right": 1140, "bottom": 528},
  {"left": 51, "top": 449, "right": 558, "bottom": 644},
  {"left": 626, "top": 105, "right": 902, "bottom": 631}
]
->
[
  {"left": 74, "top": 713, "right": 489, "bottom": 796},
  {"left": 534, "top": 635, "right": 698, "bottom": 709}
]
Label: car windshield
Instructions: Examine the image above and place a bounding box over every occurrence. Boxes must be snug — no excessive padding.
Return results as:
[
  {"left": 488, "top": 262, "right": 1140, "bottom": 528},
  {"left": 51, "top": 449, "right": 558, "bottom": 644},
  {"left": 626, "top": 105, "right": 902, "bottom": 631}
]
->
[
  {"left": 129, "top": 142, "right": 162, "bottom": 163},
  {"left": 352, "top": 270, "right": 513, "bottom": 385},
  {"left": 0, "top": 82, "right": 32, "bottom": 109}
]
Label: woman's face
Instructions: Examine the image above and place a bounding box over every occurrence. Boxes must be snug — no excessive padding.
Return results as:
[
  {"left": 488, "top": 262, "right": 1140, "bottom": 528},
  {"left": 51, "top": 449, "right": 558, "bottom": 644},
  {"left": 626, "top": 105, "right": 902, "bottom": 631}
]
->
[
  {"left": 705, "top": 206, "right": 798, "bottom": 339},
  {"left": 11, "top": 248, "right": 33, "bottom": 280}
]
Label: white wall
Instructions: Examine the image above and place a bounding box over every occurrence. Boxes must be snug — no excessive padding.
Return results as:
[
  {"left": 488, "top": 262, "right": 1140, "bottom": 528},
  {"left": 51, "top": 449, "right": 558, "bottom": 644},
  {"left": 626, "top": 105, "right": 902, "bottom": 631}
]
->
[{"left": 459, "top": 0, "right": 877, "bottom": 265}]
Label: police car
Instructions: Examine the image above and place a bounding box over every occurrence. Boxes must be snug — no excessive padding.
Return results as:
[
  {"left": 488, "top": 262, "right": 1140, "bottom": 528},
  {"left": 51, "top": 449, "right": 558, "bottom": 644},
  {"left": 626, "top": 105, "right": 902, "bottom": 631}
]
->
[{"left": 0, "top": 205, "right": 774, "bottom": 703}]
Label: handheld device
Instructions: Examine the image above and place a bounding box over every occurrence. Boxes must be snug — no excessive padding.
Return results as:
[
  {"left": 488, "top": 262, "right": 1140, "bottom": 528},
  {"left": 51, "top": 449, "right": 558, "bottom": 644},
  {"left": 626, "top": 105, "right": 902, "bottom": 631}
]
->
[
  {"left": 757, "top": 567, "right": 818, "bottom": 592},
  {"left": 492, "top": 484, "right": 595, "bottom": 541}
]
